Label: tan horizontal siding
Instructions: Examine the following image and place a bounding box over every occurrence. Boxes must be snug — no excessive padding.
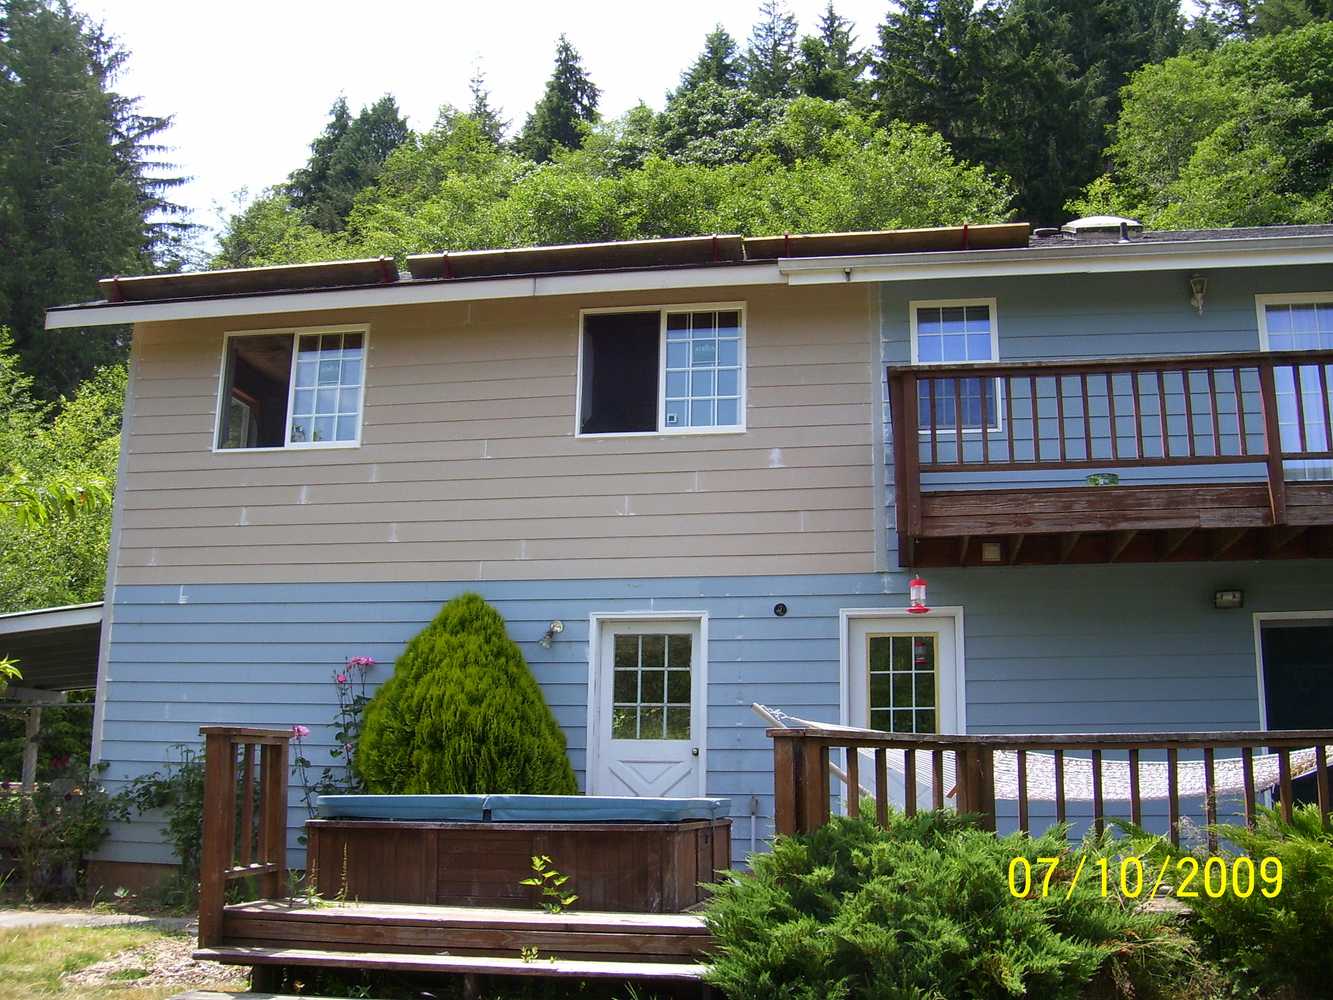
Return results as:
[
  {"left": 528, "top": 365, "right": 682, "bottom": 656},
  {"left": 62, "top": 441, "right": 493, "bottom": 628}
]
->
[{"left": 119, "top": 283, "right": 878, "bottom": 582}]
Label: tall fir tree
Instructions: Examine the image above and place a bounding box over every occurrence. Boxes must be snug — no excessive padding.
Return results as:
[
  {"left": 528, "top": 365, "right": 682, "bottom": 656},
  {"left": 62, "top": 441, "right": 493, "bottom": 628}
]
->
[
  {"left": 0, "top": 0, "right": 187, "bottom": 398},
  {"left": 794, "top": 1, "right": 867, "bottom": 101},
  {"left": 514, "top": 35, "right": 600, "bottom": 163},
  {"left": 673, "top": 25, "right": 744, "bottom": 98},
  {"left": 288, "top": 95, "right": 410, "bottom": 232},
  {"left": 467, "top": 65, "right": 509, "bottom": 144},
  {"left": 743, "top": 0, "right": 800, "bottom": 98}
]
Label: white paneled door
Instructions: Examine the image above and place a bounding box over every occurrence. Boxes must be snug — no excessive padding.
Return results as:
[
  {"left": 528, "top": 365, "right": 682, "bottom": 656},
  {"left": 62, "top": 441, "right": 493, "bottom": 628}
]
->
[{"left": 589, "top": 617, "right": 705, "bottom": 797}]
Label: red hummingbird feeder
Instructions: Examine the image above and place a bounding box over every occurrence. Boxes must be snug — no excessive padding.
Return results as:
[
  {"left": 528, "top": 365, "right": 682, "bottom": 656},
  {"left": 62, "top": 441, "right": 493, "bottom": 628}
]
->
[{"left": 906, "top": 575, "right": 929, "bottom": 614}]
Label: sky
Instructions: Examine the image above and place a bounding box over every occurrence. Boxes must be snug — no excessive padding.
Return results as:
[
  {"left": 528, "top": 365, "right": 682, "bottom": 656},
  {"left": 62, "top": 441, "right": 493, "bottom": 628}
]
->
[{"left": 77, "top": 0, "right": 895, "bottom": 243}]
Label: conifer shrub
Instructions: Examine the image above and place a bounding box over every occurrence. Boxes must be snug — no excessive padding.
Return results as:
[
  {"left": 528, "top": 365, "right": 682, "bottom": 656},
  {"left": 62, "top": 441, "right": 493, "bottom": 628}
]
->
[
  {"left": 703, "top": 810, "right": 1195, "bottom": 1000},
  {"left": 1175, "top": 804, "right": 1333, "bottom": 997},
  {"left": 356, "top": 593, "right": 577, "bottom": 795}
]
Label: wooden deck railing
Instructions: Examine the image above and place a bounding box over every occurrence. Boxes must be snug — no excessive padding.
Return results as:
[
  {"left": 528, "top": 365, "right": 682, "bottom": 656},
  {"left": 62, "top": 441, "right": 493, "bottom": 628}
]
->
[
  {"left": 198, "top": 725, "right": 291, "bottom": 947},
  {"left": 771, "top": 727, "right": 1333, "bottom": 846},
  {"left": 888, "top": 349, "right": 1333, "bottom": 538}
]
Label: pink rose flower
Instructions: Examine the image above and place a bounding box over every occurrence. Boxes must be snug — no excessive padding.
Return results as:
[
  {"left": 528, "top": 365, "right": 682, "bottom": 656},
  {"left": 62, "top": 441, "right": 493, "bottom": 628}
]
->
[
  {"left": 336, "top": 673, "right": 348, "bottom": 684},
  {"left": 292, "top": 724, "right": 311, "bottom": 739}
]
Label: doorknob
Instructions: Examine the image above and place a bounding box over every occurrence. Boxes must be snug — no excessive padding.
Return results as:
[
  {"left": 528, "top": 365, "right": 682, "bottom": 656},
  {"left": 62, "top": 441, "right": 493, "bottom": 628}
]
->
[{"left": 691, "top": 748, "right": 700, "bottom": 756}]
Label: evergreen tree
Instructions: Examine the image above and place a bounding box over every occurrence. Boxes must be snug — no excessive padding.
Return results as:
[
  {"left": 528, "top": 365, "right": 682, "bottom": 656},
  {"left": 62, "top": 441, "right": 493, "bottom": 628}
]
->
[
  {"left": 356, "top": 593, "right": 578, "bottom": 795},
  {"left": 0, "top": 0, "right": 187, "bottom": 399},
  {"left": 794, "top": 1, "right": 867, "bottom": 101},
  {"left": 288, "top": 95, "right": 410, "bottom": 232},
  {"left": 870, "top": 0, "right": 996, "bottom": 148},
  {"left": 743, "top": 0, "right": 800, "bottom": 98},
  {"left": 467, "top": 65, "right": 509, "bottom": 144},
  {"left": 514, "top": 35, "right": 599, "bottom": 163},
  {"left": 674, "top": 24, "right": 744, "bottom": 98}
]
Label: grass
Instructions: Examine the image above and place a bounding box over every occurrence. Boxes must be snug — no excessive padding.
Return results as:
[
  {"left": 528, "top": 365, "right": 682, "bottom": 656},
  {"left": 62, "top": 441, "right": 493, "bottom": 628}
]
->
[{"left": 0, "top": 925, "right": 243, "bottom": 1000}]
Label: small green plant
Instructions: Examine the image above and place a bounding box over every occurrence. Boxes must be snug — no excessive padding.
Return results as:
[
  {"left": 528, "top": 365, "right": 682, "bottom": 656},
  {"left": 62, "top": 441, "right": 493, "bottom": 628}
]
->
[
  {"left": 519, "top": 945, "right": 540, "bottom": 963},
  {"left": 123, "top": 743, "right": 205, "bottom": 899},
  {"left": 520, "top": 854, "right": 578, "bottom": 914}
]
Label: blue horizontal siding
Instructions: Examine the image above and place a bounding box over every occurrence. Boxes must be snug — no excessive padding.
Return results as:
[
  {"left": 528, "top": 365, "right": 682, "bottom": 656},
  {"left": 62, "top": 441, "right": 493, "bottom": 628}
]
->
[{"left": 98, "top": 557, "right": 1333, "bottom": 866}]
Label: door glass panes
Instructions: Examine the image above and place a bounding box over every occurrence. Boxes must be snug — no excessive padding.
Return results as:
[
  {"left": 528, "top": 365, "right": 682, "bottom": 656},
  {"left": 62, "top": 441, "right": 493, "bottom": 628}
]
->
[
  {"left": 611, "top": 632, "right": 692, "bottom": 739},
  {"left": 1265, "top": 302, "right": 1333, "bottom": 480},
  {"left": 915, "top": 305, "right": 999, "bottom": 431},
  {"left": 664, "top": 310, "right": 742, "bottom": 429},
  {"left": 868, "top": 635, "right": 937, "bottom": 734},
  {"left": 290, "top": 332, "right": 364, "bottom": 444}
]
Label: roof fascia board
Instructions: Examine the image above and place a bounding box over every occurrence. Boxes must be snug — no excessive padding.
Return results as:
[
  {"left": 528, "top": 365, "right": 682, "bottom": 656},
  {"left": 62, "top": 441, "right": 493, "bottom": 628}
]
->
[
  {"left": 0, "top": 602, "right": 103, "bottom": 635},
  {"left": 781, "top": 237, "right": 1333, "bottom": 284},
  {"left": 46, "top": 263, "right": 785, "bottom": 329}
]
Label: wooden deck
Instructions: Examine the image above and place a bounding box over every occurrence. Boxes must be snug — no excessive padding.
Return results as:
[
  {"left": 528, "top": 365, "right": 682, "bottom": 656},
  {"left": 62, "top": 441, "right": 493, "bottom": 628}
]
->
[
  {"left": 193, "top": 729, "right": 716, "bottom": 993},
  {"left": 887, "top": 349, "right": 1333, "bottom": 566}
]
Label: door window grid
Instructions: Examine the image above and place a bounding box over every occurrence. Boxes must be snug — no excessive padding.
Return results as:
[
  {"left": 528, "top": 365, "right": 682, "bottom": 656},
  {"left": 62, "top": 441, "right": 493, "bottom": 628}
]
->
[
  {"left": 913, "top": 304, "right": 999, "bottom": 431},
  {"left": 1265, "top": 302, "right": 1333, "bottom": 479},
  {"left": 867, "top": 634, "right": 937, "bottom": 734},
  {"left": 664, "top": 310, "right": 742, "bottom": 429},
  {"left": 290, "top": 332, "right": 364, "bottom": 445},
  {"left": 611, "top": 633, "right": 692, "bottom": 740}
]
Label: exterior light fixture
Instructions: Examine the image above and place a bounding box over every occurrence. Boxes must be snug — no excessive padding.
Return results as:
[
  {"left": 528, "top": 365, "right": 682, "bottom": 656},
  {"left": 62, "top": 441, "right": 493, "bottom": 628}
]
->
[
  {"left": 1189, "top": 275, "right": 1208, "bottom": 315},
  {"left": 1213, "top": 589, "right": 1244, "bottom": 610},
  {"left": 907, "top": 576, "right": 930, "bottom": 614},
  {"left": 538, "top": 619, "right": 564, "bottom": 648}
]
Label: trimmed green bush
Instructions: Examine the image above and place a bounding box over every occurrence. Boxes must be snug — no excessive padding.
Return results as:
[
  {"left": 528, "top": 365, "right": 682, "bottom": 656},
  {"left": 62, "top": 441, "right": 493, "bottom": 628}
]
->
[
  {"left": 356, "top": 593, "right": 577, "bottom": 795},
  {"left": 703, "top": 810, "right": 1195, "bottom": 1000},
  {"left": 1177, "top": 804, "right": 1333, "bottom": 997}
]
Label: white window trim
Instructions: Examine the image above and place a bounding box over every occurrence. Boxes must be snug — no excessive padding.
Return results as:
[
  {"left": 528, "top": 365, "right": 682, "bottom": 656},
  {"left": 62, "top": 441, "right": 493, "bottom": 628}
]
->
[
  {"left": 1255, "top": 291, "right": 1333, "bottom": 351},
  {"left": 575, "top": 302, "right": 747, "bottom": 438},
  {"left": 838, "top": 607, "right": 967, "bottom": 735},
  {"left": 585, "top": 611, "right": 710, "bottom": 796},
  {"left": 212, "top": 324, "right": 369, "bottom": 453},
  {"left": 1251, "top": 610, "right": 1333, "bottom": 731},
  {"left": 908, "top": 297, "right": 1002, "bottom": 437}
]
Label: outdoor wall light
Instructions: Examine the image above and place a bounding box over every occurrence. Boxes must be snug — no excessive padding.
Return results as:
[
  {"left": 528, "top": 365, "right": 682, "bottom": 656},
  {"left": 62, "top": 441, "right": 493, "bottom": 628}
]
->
[
  {"left": 1213, "top": 589, "right": 1244, "bottom": 610},
  {"left": 538, "top": 619, "right": 564, "bottom": 648},
  {"left": 1189, "top": 274, "right": 1208, "bottom": 315}
]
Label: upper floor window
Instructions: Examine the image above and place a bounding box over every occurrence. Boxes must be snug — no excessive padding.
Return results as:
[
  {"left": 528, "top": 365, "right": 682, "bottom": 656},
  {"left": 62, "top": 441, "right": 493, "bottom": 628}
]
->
[
  {"left": 1257, "top": 293, "right": 1333, "bottom": 477},
  {"left": 910, "top": 298, "right": 999, "bottom": 431},
  {"left": 577, "top": 305, "right": 745, "bottom": 436},
  {"left": 216, "top": 327, "right": 366, "bottom": 450}
]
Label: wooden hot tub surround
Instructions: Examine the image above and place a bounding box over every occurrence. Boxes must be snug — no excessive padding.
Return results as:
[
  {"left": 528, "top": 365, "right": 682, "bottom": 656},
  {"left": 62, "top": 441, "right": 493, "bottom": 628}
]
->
[{"left": 306, "top": 815, "right": 731, "bottom": 912}]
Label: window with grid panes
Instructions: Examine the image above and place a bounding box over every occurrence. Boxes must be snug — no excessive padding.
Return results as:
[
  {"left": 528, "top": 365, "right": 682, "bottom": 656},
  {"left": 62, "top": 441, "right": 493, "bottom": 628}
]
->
[
  {"left": 1263, "top": 299, "right": 1333, "bottom": 479},
  {"left": 912, "top": 302, "right": 999, "bottom": 432},
  {"left": 611, "top": 633, "right": 692, "bottom": 740},
  {"left": 867, "top": 634, "right": 937, "bottom": 734}
]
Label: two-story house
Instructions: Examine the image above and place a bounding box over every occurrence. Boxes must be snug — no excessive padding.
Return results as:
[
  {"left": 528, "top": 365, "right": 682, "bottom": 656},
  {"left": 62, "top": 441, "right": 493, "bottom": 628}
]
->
[{"left": 47, "top": 221, "right": 1333, "bottom": 887}]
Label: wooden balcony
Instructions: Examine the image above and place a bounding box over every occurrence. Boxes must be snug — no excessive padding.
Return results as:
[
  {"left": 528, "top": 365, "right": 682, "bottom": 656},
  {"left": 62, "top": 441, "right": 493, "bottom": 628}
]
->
[{"left": 887, "top": 350, "right": 1333, "bottom": 567}]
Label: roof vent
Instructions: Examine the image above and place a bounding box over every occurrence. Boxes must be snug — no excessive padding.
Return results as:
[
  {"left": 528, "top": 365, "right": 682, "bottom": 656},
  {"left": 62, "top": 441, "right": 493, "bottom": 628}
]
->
[{"left": 1061, "top": 215, "right": 1143, "bottom": 240}]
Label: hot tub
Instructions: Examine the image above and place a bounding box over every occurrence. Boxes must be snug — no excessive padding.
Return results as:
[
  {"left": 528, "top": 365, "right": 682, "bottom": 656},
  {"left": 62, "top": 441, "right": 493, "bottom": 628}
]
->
[{"left": 306, "top": 794, "right": 732, "bottom": 913}]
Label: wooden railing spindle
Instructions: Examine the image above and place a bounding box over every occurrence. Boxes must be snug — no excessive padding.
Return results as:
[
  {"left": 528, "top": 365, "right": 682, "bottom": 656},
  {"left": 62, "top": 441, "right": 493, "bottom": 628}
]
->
[
  {"left": 1054, "top": 750, "right": 1066, "bottom": 824},
  {"left": 1156, "top": 370, "right": 1170, "bottom": 460},
  {"left": 876, "top": 748, "right": 890, "bottom": 825},
  {"left": 1128, "top": 748, "right": 1142, "bottom": 827},
  {"left": 1316, "top": 743, "right": 1330, "bottom": 828},
  {"left": 1106, "top": 372, "right": 1120, "bottom": 461},
  {"left": 1277, "top": 748, "right": 1293, "bottom": 823},
  {"left": 1091, "top": 749, "right": 1104, "bottom": 836},
  {"left": 1206, "top": 368, "right": 1222, "bottom": 457},
  {"left": 1233, "top": 367, "right": 1250, "bottom": 456},
  {"left": 1182, "top": 369, "right": 1198, "bottom": 458},
  {"left": 932, "top": 751, "right": 944, "bottom": 809},
  {"left": 239, "top": 743, "right": 254, "bottom": 866},
  {"left": 1167, "top": 748, "right": 1180, "bottom": 847},
  {"left": 1242, "top": 746, "right": 1256, "bottom": 825},
  {"left": 845, "top": 747, "right": 860, "bottom": 818},
  {"left": 902, "top": 748, "right": 915, "bottom": 818},
  {"left": 1203, "top": 747, "right": 1218, "bottom": 853},
  {"left": 1016, "top": 749, "right": 1028, "bottom": 833}
]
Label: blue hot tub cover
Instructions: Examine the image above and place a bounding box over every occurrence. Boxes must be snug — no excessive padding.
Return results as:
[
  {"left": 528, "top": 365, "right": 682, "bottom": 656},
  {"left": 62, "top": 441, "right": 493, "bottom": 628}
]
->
[
  {"left": 313, "top": 793, "right": 730, "bottom": 823},
  {"left": 314, "top": 794, "right": 487, "bottom": 821}
]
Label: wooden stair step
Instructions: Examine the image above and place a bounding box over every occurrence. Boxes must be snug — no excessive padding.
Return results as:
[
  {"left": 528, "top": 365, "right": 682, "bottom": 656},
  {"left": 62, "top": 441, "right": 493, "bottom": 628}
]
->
[{"left": 193, "top": 946, "right": 708, "bottom": 982}]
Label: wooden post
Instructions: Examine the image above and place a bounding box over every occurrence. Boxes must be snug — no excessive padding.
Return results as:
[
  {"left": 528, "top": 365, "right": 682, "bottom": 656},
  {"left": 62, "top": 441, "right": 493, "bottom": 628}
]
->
[
  {"left": 199, "top": 729, "right": 237, "bottom": 948},
  {"left": 20, "top": 707, "right": 41, "bottom": 792},
  {"left": 773, "top": 734, "right": 798, "bottom": 836},
  {"left": 798, "top": 740, "right": 830, "bottom": 834},
  {"left": 1257, "top": 361, "right": 1288, "bottom": 525},
  {"left": 974, "top": 748, "right": 996, "bottom": 832},
  {"left": 260, "top": 738, "right": 289, "bottom": 899}
]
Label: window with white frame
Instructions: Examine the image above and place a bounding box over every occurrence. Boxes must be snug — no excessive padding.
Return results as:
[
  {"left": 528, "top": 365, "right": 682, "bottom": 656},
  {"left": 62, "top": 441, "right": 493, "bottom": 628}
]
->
[
  {"left": 1258, "top": 293, "right": 1333, "bottom": 478},
  {"left": 578, "top": 306, "right": 744, "bottom": 435},
  {"left": 910, "top": 299, "right": 999, "bottom": 431},
  {"left": 216, "top": 328, "right": 366, "bottom": 450}
]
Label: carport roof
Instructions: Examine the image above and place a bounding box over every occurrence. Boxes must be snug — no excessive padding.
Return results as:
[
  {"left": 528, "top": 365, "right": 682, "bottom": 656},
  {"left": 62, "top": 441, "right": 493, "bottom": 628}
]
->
[{"left": 0, "top": 602, "right": 102, "bottom": 692}]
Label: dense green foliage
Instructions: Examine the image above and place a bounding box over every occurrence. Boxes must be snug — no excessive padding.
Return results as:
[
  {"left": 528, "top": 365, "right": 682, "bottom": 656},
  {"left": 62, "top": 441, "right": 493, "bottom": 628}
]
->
[
  {"left": 703, "top": 810, "right": 1195, "bottom": 1000},
  {"left": 287, "top": 95, "right": 410, "bottom": 232},
  {"left": 0, "top": 694, "right": 93, "bottom": 781},
  {"left": 0, "top": 331, "right": 123, "bottom": 614},
  {"left": 0, "top": 0, "right": 187, "bottom": 399},
  {"left": 1176, "top": 805, "right": 1333, "bottom": 996},
  {"left": 0, "top": 763, "right": 127, "bottom": 898},
  {"left": 122, "top": 744, "right": 205, "bottom": 899},
  {"left": 357, "top": 594, "right": 577, "bottom": 795},
  {"left": 1072, "top": 20, "right": 1333, "bottom": 228}
]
